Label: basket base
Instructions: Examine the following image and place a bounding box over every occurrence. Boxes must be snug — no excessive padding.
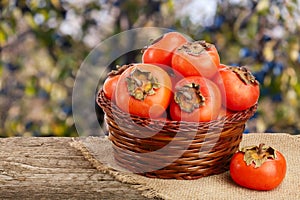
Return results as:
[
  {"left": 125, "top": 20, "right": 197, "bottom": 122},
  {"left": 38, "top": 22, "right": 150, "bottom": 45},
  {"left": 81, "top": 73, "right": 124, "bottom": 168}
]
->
[{"left": 109, "top": 126, "right": 243, "bottom": 180}]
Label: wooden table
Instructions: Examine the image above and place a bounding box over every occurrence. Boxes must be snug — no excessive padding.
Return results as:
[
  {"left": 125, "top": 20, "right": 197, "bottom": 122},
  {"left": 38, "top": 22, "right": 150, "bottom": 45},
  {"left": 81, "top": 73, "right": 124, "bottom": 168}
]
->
[
  {"left": 0, "top": 137, "right": 152, "bottom": 199},
  {"left": 1, "top": 134, "right": 299, "bottom": 200}
]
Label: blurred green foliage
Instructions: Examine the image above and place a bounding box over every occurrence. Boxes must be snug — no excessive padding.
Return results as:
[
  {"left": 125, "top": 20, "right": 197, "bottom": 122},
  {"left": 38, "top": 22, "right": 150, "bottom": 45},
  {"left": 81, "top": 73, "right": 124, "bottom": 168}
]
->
[{"left": 0, "top": 0, "right": 300, "bottom": 136}]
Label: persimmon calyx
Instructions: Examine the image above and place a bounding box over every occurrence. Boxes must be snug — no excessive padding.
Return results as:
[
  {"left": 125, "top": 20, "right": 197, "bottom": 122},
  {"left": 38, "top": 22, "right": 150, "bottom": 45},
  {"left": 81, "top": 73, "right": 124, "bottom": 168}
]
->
[
  {"left": 174, "top": 83, "right": 205, "bottom": 113},
  {"left": 241, "top": 143, "right": 277, "bottom": 168},
  {"left": 229, "top": 66, "right": 259, "bottom": 85},
  {"left": 178, "top": 40, "right": 211, "bottom": 56},
  {"left": 126, "top": 68, "right": 160, "bottom": 100}
]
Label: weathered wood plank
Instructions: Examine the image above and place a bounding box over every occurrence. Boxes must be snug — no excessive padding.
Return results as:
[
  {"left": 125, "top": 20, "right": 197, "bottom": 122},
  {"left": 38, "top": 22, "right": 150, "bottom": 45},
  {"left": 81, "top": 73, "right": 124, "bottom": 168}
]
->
[{"left": 0, "top": 137, "right": 153, "bottom": 199}]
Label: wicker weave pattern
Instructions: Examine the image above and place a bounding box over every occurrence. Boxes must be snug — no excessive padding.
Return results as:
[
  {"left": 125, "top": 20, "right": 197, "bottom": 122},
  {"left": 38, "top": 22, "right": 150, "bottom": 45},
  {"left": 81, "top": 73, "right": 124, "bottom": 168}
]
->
[{"left": 97, "top": 90, "right": 257, "bottom": 179}]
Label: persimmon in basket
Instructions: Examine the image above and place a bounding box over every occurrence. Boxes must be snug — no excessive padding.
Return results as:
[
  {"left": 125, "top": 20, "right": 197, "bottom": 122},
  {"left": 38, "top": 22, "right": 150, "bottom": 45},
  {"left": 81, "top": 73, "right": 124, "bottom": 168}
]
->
[
  {"left": 169, "top": 76, "right": 222, "bottom": 122},
  {"left": 112, "top": 63, "right": 172, "bottom": 119},
  {"left": 214, "top": 65, "right": 260, "bottom": 111}
]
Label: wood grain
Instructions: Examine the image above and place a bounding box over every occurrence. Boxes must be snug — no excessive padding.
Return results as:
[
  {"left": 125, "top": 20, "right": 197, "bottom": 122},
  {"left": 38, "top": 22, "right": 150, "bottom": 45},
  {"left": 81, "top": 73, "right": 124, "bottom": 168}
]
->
[{"left": 0, "top": 137, "right": 154, "bottom": 199}]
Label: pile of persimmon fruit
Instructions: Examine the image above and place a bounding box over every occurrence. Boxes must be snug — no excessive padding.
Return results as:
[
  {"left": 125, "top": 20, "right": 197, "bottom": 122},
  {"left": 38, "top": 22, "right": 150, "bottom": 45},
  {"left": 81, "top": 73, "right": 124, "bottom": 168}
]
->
[
  {"left": 102, "top": 31, "right": 260, "bottom": 122},
  {"left": 102, "top": 32, "right": 288, "bottom": 191}
]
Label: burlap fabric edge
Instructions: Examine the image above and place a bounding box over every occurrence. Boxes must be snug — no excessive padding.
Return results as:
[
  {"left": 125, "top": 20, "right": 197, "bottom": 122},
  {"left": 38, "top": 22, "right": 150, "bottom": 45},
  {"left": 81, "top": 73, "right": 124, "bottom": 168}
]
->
[{"left": 69, "top": 138, "right": 167, "bottom": 199}]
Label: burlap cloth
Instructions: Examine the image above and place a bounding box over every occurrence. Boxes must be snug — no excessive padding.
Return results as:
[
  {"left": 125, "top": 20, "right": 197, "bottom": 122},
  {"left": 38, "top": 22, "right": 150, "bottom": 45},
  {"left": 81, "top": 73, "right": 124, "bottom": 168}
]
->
[{"left": 70, "top": 133, "right": 300, "bottom": 200}]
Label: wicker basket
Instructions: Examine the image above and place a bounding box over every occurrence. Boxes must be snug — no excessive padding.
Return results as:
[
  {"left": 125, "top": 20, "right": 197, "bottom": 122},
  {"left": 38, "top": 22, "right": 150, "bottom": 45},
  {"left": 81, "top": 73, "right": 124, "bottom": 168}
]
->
[{"left": 97, "top": 89, "right": 257, "bottom": 180}]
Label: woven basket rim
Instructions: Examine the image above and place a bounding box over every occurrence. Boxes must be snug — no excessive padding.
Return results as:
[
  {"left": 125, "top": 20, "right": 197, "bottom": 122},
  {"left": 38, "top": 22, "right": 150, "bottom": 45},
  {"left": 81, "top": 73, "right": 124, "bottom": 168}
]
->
[{"left": 96, "top": 89, "right": 257, "bottom": 128}]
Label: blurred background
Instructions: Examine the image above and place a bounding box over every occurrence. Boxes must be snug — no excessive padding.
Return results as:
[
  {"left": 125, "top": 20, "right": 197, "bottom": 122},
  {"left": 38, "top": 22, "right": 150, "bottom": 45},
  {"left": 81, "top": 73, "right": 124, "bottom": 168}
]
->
[{"left": 0, "top": 0, "right": 300, "bottom": 137}]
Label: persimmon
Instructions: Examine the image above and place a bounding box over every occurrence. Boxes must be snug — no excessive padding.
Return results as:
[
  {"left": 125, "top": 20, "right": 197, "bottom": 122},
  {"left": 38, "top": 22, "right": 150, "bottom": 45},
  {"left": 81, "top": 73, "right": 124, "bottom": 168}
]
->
[
  {"left": 114, "top": 63, "right": 172, "bottom": 118},
  {"left": 230, "top": 143, "right": 287, "bottom": 191}
]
